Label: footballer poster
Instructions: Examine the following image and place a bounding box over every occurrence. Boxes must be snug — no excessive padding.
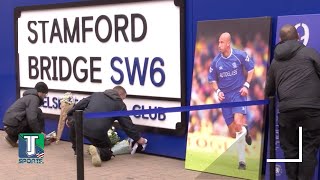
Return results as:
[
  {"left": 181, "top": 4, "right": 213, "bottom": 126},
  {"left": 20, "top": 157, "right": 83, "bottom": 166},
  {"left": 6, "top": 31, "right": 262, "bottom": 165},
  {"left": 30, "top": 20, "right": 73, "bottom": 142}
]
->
[
  {"left": 265, "top": 14, "right": 320, "bottom": 180},
  {"left": 185, "top": 17, "right": 271, "bottom": 180}
]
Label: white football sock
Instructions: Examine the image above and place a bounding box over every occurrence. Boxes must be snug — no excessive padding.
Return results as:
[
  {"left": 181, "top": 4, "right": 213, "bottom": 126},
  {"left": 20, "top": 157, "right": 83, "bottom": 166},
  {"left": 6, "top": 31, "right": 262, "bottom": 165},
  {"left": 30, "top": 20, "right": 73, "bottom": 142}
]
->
[{"left": 236, "top": 126, "right": 247, "bottom": 163}]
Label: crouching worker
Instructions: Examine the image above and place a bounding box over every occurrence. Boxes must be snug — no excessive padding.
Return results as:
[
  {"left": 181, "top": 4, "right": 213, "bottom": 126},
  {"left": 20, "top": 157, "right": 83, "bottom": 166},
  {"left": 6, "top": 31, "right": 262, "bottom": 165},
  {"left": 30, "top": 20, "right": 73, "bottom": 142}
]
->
[
  {"left": 66, "top": 86, "right": 147, "bottom": 167},
  {"left": 2, "top": 82, "right": 48, "bottom": 147}
]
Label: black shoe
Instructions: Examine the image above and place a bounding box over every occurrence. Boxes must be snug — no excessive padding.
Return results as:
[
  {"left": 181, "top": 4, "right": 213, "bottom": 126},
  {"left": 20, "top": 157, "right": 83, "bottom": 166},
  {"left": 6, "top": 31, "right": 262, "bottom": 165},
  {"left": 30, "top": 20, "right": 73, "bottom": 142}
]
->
[
  {"left": 238, "top": 161, "right": 246, "bottom": 170},
  {"left": 4, "top": 136, "right": 18, "bottom": 147},
  {"left": 244, "top": 125, "right": 252, "bottom": 145}
]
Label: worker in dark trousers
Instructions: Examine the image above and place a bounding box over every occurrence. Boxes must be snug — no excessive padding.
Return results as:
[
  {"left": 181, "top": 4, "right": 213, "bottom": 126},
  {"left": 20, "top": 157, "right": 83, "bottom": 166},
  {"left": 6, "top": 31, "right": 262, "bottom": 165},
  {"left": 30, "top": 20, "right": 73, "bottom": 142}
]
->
[{"left": 265, "top": 24, "right": 320, "bottom": 180}]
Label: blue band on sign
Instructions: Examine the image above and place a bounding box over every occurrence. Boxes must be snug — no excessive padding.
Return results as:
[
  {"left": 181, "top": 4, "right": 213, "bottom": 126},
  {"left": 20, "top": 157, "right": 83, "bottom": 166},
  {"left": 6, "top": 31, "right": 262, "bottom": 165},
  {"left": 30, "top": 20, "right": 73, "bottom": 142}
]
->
[{"left": 84, "top": 99, "right": 269, "bottom": 119}]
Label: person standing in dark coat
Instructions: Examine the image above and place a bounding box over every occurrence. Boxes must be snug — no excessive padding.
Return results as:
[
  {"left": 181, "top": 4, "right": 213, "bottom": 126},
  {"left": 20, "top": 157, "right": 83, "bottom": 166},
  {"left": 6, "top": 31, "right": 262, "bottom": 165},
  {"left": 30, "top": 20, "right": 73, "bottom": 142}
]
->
[
  {"left": 3, "top": 82, "right": 48, "bottom": 147},
  {"left": 265, "top": 24, "right": 320, "bottom": 180},
  {"left": 66, "top": 85, "right": 147, "bottom": 167}
]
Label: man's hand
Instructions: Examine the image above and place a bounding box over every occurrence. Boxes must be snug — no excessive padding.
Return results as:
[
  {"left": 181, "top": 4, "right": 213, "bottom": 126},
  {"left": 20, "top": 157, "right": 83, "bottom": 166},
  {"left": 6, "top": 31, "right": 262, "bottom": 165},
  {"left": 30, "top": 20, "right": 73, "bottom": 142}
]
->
[
  {"left": 239, "top": 87, "right": 249, "bottom": 96},
  {"left": 66, "top": 118, "right": 73, "bottom": 128},
  {"left": 66, "top": 119, "right": 70, "bottom": 128},
  {"left": 218, "top": 91, "right": 225, "bottom": 102},
  {"left": 137, "top": 137, "right": 147, "bottom": 145},
  {"left": 65, "top": 116, "right": 75, "bottom": 128}
]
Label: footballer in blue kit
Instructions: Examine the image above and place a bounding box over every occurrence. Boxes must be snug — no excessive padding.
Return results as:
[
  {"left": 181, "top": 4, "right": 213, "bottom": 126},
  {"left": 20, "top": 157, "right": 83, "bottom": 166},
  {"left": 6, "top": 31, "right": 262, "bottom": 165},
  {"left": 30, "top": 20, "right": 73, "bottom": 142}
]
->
[{"left": 208, "top": 32, "right": 254, "bottom": 170}]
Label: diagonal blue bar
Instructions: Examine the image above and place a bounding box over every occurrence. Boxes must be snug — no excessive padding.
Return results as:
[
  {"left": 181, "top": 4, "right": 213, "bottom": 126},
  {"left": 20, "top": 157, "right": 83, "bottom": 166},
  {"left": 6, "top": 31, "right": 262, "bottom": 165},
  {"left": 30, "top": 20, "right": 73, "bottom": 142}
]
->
[{"left": 84, "top": 99, "right": 269, "bottom": 119}]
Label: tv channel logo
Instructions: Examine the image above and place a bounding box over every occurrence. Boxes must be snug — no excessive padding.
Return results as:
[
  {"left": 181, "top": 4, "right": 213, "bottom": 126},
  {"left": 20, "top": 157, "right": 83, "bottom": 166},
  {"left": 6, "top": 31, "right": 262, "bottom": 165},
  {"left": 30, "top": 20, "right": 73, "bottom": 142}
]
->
[{"left": 18, "top": 133, "right": 44, "bottom": 164}]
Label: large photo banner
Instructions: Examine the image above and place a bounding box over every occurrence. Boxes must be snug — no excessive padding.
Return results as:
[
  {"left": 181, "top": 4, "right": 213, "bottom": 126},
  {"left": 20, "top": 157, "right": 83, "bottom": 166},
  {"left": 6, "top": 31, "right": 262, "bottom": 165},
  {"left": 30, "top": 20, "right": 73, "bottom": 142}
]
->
[
  {"left": 15, "top": 0, "right": 185, "bottom": 134},
  {"left": 185, "top": 17, "right": 271, "bottom": 179},
  {"left": 265, "top": 14, "right": 320, "bottom": 180}
]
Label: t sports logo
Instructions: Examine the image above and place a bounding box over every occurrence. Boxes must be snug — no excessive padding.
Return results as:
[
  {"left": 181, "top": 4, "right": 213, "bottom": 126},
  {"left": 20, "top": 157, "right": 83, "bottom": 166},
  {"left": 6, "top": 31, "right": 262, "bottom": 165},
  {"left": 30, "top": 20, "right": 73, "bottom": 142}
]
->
[{"left": 18, "top": 133, "right": 44, "bottom": 164}]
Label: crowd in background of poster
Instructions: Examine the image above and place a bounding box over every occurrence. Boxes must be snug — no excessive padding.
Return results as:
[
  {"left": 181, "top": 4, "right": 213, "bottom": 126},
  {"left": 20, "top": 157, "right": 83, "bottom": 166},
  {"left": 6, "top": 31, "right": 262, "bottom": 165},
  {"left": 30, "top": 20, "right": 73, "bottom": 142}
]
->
[
  {"left": 185, "top": 17, "right": 271, "bottom": 180},
  {"left": 265, "top": 14, "right": 320, "bottom": 180}
]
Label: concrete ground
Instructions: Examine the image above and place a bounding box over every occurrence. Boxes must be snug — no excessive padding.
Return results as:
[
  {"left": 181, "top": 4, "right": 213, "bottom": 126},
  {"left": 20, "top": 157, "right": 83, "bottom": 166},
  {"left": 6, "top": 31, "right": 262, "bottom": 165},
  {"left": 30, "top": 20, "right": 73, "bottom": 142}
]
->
[{"left": 0, "top": 130, "right": 241, "bottom": 180}]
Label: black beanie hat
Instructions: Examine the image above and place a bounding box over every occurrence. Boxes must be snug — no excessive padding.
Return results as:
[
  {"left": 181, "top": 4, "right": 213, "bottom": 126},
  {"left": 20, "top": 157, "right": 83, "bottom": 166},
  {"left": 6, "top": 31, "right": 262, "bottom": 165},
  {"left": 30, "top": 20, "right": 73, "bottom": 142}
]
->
[{"left": 35, "top": 82, "right": 48, "bottom": 94}]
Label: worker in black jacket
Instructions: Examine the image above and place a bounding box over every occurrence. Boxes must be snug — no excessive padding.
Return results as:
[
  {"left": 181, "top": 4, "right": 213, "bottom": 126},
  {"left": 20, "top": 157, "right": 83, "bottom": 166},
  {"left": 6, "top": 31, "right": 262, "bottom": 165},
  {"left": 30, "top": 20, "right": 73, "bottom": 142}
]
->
[
  {"left": 3, "top": 82, "right": 48, "bottom": 147},
  {"left": 265, "top": 24, "right": 320, "bottom": 180},
  {"left": 66, "top": 85, "right": 147, "bottom": 167}
]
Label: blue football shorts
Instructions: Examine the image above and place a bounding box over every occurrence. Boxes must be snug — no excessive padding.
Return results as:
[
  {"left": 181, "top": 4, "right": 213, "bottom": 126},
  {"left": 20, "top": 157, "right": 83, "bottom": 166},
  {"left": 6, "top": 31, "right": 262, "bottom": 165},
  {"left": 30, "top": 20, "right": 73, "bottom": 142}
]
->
[{"left": 220, "top": 88, "right": 247, "bottom": 126}]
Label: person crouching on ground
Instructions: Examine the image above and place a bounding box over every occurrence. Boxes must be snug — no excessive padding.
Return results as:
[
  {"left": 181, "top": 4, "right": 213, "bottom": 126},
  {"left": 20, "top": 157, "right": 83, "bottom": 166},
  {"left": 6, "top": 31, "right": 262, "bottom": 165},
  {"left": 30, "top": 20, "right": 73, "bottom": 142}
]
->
[
  {"left": 66, "top": 86, "right": 147, "bottom": 167},
  {"left": 3, "top": 82, "right": 48, "bottom": 147}
]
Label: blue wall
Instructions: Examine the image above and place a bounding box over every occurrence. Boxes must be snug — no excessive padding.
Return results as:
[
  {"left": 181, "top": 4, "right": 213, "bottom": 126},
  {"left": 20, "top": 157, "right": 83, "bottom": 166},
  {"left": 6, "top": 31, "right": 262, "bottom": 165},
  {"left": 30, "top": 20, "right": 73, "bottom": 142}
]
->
[{"left": 1, "top": 0, "right": 320, "bottom": 160}]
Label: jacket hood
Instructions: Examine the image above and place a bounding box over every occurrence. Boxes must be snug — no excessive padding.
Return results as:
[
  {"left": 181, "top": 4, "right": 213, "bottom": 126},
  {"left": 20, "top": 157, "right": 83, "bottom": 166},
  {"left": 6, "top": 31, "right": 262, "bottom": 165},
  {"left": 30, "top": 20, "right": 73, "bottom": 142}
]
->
[
  {"left": 103, "top": 89, "right": 122, "bottom": 100},
  {"left": 274, "top": 40, "right": 305, "bottom": 61},
  {"left": 23, "top": 89, "right": 44, "bottom": 106},
  {"left": 23, "top": 89, "right": 38, "bottom": 96}
]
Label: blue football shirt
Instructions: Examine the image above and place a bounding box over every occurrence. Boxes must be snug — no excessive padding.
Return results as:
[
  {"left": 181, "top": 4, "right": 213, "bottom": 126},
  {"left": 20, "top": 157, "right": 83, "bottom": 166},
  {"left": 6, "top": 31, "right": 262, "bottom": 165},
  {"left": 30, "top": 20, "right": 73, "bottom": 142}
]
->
[{"left": 208, "top": 48, "right": 254, "bottom": 93}]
